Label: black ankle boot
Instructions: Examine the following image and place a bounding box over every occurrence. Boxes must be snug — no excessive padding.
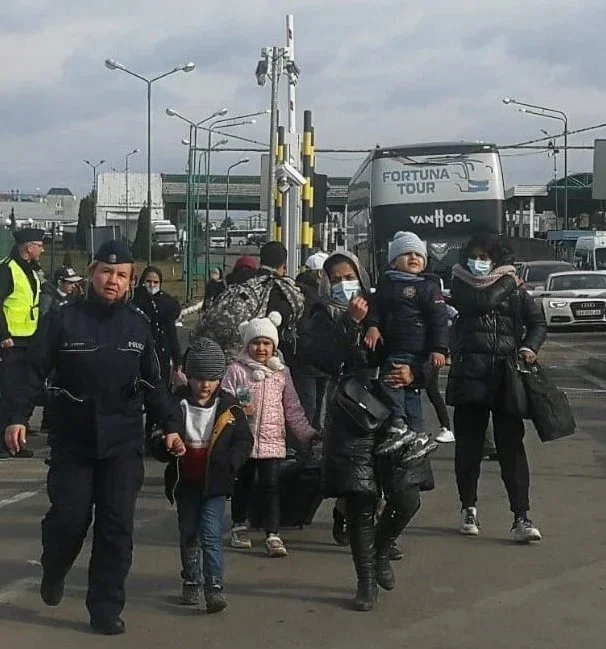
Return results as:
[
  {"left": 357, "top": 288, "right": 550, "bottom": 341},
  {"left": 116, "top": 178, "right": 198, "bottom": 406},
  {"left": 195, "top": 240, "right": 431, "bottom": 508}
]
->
[
  {"left": 347, "top": 506, "right": 377, "bottom": 612},
  {"left": 354, "top": 579, "right": 378, "bottom": 611},
  {"left": 375, "top": 506, "right": 411, "bottom": 591}
]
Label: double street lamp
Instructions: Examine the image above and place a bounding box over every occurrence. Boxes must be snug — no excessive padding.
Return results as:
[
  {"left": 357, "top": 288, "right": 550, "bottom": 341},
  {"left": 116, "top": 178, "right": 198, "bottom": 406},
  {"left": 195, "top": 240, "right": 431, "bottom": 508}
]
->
[
  {"left": 105, "top": 58, "right": 196, "bottom": 265},
  {"left": 503, "top": 98, "right": 569, "bottom": 229},
  {"left": 83, "top": 159, "right": 105, "bottom": 217}
]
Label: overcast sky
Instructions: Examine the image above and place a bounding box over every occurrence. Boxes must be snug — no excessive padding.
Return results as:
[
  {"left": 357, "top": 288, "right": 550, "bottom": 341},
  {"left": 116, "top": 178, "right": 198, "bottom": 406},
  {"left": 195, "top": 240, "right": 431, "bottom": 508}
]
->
[{"left": 2, "top": 0, "right": 606, "bottom": 197}]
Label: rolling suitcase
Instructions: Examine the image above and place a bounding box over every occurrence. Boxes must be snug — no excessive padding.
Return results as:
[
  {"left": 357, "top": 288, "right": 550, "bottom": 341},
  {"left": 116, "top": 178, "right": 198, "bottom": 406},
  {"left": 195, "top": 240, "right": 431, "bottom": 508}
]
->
[{"left": 249, "top": 455, "right": 323, "bottom": 530}]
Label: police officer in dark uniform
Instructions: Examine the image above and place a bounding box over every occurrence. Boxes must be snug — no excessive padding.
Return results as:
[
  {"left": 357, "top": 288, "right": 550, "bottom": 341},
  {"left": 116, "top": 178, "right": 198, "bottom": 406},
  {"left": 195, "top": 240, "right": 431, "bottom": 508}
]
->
[{"left": 4, "top": 240, "right": 180, "bottom": 636}]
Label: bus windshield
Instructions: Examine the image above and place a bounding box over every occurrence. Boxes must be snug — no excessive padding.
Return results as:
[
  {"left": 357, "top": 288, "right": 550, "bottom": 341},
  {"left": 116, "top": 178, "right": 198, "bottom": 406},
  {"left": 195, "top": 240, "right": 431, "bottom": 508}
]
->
[{"left": 347, "top": 142, "right": 505, "bottom": 282}]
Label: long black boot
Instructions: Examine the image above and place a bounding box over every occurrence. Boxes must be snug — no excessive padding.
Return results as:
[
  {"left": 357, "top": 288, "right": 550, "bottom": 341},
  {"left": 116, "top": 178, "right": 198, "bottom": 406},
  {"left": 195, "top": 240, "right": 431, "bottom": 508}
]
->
[
  {"left": 347, "top": 507, "right": 378, "bottom": 612},
  {"left": 375, "top": 507, "right": 411, "bottom": 591}
]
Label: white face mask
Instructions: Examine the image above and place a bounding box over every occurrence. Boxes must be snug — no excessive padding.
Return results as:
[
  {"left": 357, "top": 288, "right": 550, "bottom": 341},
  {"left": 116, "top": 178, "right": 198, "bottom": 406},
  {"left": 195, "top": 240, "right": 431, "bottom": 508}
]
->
[
  {"left": 146, "top": 285, "right": 160, "bottom": 296},
  {"left": 331, "top": 279, "right": 361, "bottom": 304},
  {"left": 467, "top": 258, "right": 492, "bottom": 277}
]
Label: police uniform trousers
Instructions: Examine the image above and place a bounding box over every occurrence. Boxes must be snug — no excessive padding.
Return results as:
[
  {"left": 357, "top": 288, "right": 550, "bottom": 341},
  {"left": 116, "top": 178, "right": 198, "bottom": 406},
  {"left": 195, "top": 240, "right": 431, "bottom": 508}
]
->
[
  {"left": 41, "top": 448, "right": 144, "bottom": 621},
  {"left": 0, "top": 347, "right": 29, "bottom": 430}
]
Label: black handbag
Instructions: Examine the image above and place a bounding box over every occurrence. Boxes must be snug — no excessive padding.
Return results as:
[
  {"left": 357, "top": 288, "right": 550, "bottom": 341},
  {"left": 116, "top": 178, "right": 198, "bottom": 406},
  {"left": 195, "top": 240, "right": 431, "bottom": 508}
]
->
[
  {"left": 503, "top": 356, "right": 529, "bottom": 418},
  {"left": 521, "top": 362, "right": 576, "bottom": 442},
  {"left": 334, "top": 377, "right": 391, "bottom": 435}
]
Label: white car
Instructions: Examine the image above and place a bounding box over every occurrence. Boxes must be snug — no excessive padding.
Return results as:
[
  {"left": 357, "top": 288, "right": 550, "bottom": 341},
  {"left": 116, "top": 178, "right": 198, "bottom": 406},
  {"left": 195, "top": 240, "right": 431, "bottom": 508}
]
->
[{"left": 535, "top": 271, "right": 606, "bottom": 328}]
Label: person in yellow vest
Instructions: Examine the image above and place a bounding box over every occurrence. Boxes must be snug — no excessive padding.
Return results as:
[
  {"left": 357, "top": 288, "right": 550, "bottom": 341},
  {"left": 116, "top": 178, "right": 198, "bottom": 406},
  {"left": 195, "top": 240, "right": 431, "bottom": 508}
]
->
[{"left": 0, "top": 228, "right": 44, "bottom": 458}]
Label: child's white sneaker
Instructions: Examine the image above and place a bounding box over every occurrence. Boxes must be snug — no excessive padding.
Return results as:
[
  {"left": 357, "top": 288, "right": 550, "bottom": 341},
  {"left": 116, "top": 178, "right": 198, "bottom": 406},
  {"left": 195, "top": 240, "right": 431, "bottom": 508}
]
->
[
  {"left": 265, "top": 534, "right": 288, "bottom": 557},
  {"left": 436, "top": 428, "right": 455, "bottom": 443},
  {"left": 230, "top": 525, "right": 252, "bottom": 549}
]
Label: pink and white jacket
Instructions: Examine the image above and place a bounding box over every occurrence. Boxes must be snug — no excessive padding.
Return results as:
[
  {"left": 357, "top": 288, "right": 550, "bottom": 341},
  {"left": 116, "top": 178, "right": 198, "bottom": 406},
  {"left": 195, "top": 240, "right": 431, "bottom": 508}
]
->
[{"left": 221, "top": 352, "right": 315, "bottom": 459}]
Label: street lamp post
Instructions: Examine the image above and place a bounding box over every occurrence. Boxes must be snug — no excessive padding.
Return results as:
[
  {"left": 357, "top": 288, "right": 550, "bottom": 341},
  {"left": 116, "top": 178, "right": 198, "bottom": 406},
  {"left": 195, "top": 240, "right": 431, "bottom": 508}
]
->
[
  {"left": 223, "top": 158, "right": 250, "bottom": 270},
  {"left": 541, "top": 130, "right": 559, "bottom": 222},
  {"left": 124, "top": 148, "right": 140, "bottom": 244},
  {"left": 83, "top": 159, "right": 105, "bottom": 220},
  {"left": 503, "top": 98, "right": 569, "bottom": 229},
  {"left": 181, "top": 139, "right": 228, "bottom": 300},
  {"left": 203, "top": 112, "right": 267, "bottom": 286},
  {"left": 105, "top": 58, "right": 195, "bottom": 265},
  {"left": 166, "top": 107, "right": 228, "bottom": 300}
]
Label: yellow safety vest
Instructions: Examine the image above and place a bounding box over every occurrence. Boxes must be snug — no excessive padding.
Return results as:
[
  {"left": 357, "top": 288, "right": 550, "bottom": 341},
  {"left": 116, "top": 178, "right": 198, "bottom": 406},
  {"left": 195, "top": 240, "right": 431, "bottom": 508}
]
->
[{"left": 2, "top": 258, "right": 40, "bottom": 337}]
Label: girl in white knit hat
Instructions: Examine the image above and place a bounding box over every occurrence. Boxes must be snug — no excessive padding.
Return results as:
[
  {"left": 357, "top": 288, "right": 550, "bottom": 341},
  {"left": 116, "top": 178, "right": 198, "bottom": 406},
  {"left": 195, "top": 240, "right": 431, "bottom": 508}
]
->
[{"left": 222, "top": 312, "right": 318, "bottom": 557}]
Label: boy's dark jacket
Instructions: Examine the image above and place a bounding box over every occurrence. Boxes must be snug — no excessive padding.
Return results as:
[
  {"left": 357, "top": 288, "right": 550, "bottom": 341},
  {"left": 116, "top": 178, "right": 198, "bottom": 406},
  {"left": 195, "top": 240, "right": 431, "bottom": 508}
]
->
[
  {"left": 151, "top": 387, "right": 253, "bottom": 504},
  {"left": 367, "top": 271, "right": 449, "bottom": 358}
]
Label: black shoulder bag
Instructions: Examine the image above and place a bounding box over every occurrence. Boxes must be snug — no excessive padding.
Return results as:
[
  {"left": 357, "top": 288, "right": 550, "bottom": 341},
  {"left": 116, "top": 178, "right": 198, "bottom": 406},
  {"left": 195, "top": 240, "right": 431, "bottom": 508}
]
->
[{"left": 334, "top": 376, "right": 391, "bottom": 435}]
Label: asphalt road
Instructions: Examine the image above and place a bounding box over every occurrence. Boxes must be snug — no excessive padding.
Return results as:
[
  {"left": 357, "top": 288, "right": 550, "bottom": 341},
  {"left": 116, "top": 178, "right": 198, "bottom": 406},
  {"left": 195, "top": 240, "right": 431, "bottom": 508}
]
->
[{"left": 1, "top": 331, "right": 605, "bottom": 648}]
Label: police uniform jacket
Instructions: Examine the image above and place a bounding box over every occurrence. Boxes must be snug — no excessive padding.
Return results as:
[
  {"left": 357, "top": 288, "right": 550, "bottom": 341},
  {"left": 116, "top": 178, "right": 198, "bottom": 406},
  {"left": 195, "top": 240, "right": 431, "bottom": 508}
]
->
[{"left": 7, "top": 290, "right": 180, "bottom": 459}]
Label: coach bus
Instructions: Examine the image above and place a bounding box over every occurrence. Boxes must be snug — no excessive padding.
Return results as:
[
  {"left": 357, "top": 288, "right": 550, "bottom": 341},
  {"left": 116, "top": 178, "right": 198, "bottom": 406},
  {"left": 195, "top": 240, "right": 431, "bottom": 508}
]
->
[{"left": 347, "top": 142, "right": 505, "bottom": 284}]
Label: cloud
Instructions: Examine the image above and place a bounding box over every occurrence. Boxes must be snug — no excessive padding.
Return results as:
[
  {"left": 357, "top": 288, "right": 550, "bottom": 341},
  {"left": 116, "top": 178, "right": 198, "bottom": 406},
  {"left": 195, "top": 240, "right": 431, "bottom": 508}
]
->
[{"left": 1, "top": 0, "right": 605, "bottom": 196}]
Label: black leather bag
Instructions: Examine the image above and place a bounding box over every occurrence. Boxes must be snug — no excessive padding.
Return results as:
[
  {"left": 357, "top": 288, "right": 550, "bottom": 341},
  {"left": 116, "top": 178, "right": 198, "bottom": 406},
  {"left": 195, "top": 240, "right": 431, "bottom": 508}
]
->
[
  {"left": 503, "top": 356, "right": 530, "bottom": 419},
  {"left": 522, "top": 362, "right": 576, "bottom": 442},
  {"left": 334, "top": 377, "right": 391, "bottom": 435}
]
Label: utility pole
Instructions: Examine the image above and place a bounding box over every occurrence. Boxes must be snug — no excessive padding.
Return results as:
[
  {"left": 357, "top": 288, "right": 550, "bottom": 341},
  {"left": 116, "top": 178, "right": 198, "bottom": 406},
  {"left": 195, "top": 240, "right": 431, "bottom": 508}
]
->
[
  {"left": 266, "top": 47, "right": 281, "bottom": 238},
  {"left": 285, "top": 14, "right": 301, "bottom": 278}
]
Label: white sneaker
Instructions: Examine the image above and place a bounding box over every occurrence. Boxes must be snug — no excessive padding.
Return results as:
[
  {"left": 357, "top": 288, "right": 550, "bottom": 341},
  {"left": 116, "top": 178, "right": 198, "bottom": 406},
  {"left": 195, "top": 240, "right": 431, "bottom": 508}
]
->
[
  {"left": 459, "top": 507, "right": 480, "bottom": 536},
  {"left": 265, "top": 534, "right": 288, "bottom": 557},
  {"left": 511, "top": 516, "right": 542, "bottom": 543},
  {"left": 436, "top": 428, "right": 455, "bottom": 443},
  {"left": 230, "top": 525, "right": 252, "bottom": 549}
]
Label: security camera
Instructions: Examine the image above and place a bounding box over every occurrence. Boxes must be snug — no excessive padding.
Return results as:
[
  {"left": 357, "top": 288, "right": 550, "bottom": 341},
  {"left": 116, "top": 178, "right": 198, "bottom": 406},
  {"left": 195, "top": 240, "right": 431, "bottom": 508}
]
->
[{"left": 277, "top": 162, "right": 307, "bottom": 188}]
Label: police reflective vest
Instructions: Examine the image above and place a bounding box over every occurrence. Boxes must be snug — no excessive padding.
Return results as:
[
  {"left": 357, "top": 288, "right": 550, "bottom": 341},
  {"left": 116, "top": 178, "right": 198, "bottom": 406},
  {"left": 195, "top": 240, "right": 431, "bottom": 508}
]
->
[{"left": 2, "top": 258, "right": 40, "bottom": 337}]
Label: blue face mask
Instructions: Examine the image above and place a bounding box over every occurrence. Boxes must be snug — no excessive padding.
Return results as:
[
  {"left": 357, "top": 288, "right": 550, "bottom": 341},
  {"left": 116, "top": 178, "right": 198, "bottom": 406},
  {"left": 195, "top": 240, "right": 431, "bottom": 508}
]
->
[
  {"left": 467, "top": 258, "right": 492, "bottom": 277},
  {"left": 331, "top": 279, "right": 361, "bottom": 304}
]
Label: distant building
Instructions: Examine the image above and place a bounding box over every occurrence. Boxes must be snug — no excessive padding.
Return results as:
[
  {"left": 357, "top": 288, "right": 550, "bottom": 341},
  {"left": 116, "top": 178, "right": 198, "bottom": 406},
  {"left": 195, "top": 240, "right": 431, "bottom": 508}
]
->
[{"left": 0, "top": 186, "right": 78, "bottom": 229}]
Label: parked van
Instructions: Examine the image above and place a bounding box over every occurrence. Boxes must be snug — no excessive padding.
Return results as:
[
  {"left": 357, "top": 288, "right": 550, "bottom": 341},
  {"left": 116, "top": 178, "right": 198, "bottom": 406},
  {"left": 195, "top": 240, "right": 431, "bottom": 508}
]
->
[{"left": 574, "top": 233, "right": 606, "bottom": 270}]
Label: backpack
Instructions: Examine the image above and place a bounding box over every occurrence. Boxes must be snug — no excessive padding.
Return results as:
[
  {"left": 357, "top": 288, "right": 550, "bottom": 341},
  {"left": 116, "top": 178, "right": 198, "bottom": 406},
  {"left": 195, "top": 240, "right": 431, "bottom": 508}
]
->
[{"left": 194, "top": 274, "right": 305, "bottom": 361}]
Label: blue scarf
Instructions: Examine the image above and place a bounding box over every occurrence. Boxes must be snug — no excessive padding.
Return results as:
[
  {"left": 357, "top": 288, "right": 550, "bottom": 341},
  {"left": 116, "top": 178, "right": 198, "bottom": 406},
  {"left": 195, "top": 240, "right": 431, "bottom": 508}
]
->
[{"left": 385, "top": 270, "right": 425, "bottom": 283}]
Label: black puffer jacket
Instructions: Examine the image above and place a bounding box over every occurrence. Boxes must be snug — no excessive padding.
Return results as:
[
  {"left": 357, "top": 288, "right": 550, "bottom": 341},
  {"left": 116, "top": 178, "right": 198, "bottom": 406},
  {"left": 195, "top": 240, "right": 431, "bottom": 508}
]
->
[
  {"left": 300, "top": 299, "right": 378, "bottom": 497},
  {"left": 446, "top": 274, "right": 546, "bottom": 407}
]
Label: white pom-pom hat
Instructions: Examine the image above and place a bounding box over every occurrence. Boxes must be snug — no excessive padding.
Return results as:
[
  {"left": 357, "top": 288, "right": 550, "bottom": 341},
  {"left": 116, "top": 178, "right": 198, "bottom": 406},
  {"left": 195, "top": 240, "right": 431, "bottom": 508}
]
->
[{"left": 239, "top": 311, "right": 283, "bottom": 349}]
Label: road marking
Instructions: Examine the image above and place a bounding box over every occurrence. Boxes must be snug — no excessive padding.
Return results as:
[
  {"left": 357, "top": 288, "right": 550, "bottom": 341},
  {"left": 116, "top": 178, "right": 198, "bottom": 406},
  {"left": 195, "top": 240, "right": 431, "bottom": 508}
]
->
[
  {"left": 0, "top": 491, "right": 39, "bottom": 510},
  {"left": 561, "top": 387, "right": 606, "bottom": 393},
  {"left": 0, "top": 577, "right": 38, "bottom": 604}
]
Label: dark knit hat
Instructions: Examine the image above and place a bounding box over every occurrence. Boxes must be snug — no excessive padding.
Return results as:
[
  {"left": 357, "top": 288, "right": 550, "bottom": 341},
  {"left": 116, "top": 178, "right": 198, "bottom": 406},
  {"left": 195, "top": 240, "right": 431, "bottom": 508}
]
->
[
  {"left": 13, "top": 228, "right": 45, "bottom": 245},
  {"left": 184, "top": 338, "right": 226, "bottom": 380}
]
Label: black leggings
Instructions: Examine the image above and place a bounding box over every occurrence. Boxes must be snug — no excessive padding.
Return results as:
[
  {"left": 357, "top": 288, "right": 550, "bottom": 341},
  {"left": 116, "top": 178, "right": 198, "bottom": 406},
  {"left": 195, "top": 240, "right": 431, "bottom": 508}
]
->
[
  {"left": 425, "top": 365, "right": 451, "bottom": 430},
  {"left": 345, "top": 487, "right": 421, "bottom": 537},
  {"left": 231, "top": 458, "right": 281, "bottom": 534}
]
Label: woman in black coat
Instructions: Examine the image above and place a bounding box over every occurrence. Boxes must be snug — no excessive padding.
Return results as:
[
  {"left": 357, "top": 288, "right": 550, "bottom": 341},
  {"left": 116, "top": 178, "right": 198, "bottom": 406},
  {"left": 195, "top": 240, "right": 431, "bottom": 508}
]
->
[
  {"left": 132, "top": 266, "right": 183, "bottom": 390},
  {"left": 299, "top": 251, "right": 433, "bottom": 612},
  {"left": 446, "top": 233, "right": 546, "bottom": 543}
]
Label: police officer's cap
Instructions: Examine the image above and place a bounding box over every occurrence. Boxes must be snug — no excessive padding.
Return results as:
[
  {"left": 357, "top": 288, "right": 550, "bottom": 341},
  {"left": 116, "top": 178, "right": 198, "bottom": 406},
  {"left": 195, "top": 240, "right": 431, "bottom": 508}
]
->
[
  {"left": 94, "top": 239, "right": 134, "bottom": 264},
  {"left": 13, "top": 228, "right": 45, "bottom": 245}
]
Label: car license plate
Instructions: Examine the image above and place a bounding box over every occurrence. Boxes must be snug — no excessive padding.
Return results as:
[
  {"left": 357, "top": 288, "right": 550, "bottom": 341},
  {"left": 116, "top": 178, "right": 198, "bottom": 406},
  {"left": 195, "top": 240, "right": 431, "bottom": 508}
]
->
[{"left": 576, "top": 309, "right": 602, "bottom": 316}]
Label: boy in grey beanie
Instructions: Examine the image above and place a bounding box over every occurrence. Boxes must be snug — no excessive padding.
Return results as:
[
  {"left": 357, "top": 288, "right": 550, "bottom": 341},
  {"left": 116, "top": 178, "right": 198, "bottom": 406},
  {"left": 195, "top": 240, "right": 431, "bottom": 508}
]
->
[
  {"left": 365, "top": 231, "right": 449, "bottom": 460},
  {"left": 154, "top": 337, "right": 252, "bottom": 614}
]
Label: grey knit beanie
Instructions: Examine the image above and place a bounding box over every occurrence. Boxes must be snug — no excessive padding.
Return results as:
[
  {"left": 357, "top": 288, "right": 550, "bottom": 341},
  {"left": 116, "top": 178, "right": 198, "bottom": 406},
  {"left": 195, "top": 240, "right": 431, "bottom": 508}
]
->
[
  {"left": 185, "top": 337, "right": 226, "bottom": 380},
  {"left": 388, "top": 231, "right": 428, "bottom": 265}
]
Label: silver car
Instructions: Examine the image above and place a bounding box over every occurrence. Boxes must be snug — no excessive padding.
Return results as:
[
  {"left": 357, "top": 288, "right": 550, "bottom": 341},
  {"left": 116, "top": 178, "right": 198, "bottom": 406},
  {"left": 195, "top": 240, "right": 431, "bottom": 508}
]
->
[{"left": 535, "top": 271, "right": 606, "bottom": 328}]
